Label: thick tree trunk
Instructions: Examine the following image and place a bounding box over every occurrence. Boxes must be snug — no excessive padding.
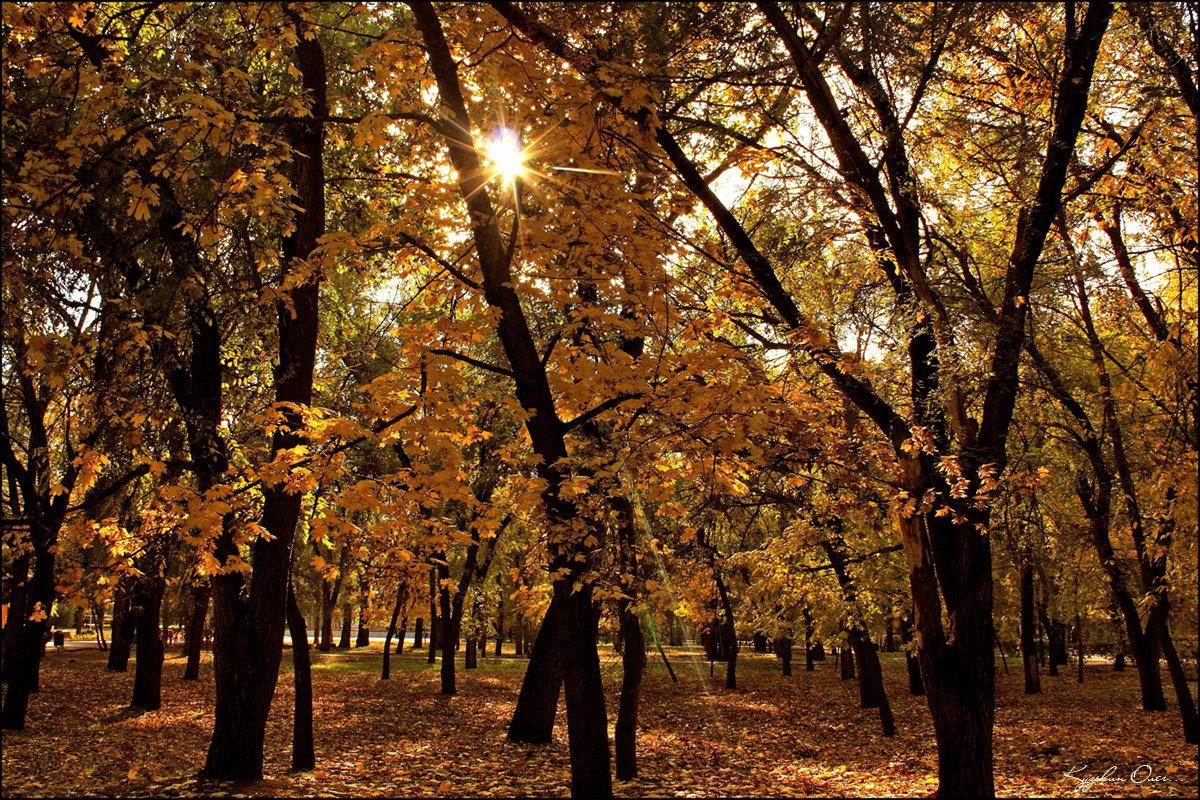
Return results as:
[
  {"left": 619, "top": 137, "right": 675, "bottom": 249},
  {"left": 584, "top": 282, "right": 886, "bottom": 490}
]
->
[
  {"left": 131, "top": 573, "right": 166, "bottom": 711},
  {"left": 286, "top": 583, "right": 314, "bottom": 771},
  {"left": 356, "top": 619, "right": 370, "bottom": 648},
  {"left": 183, "top": 582, "right": 210, "bottom": 680},
  {"left": 840, "top": 644, "right": 855, "bottom": 680},
  {"left": 413, "top": 617, "right": 423, "bottom": 651},
  {"left": 508, "top": 596, "right": 565, "bottom": 743},
  {"left": 202, "top": 14, "right": 324, "bottom": 779},
  {"left": 465, "top": 635, "right": 478, "bottom": 669},
  {"left": 107, "top": 579, "right": 137, "bottom": 672},
  {"left": 1153, "top": 611, "right": 1199, "bottom": 744},
  {"left": 615, "top": 601, "right": 645, "bottom": 781},
  {"left": 777, "top": 637, "right": 793, "bottom": 677},
  {"left": 558, "top": 584, "right": 611, "bottom": 796},
  {"left": 1, "top": 553, "right": 31, "bottom": 684},
  {"left": 1, "top": 547, "right": 56, "bottom": 728},
  {"left": 909, "top": 515, "right": 996, "bottom": 799},
  {"left": 850, "top": 628, "right": 895, "bottom": 735}
]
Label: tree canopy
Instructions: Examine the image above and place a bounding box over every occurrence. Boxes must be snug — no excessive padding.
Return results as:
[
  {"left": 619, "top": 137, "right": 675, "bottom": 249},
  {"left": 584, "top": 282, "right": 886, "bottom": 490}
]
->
[{"left": 3, "top": 2, "right": 1196, "bottom": 798}]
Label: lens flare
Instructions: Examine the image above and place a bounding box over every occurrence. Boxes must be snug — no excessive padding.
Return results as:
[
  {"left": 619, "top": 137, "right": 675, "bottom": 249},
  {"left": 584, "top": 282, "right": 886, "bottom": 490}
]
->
[{"left": 486, "top": 131, "right": 524, "bottom": 181}]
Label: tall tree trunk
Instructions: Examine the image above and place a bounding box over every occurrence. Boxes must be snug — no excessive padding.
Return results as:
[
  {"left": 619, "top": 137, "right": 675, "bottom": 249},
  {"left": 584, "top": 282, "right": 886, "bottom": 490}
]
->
[
  {"left": 714, "top": 569, "right": 737, "bottom": 689},
  {"left": 413, "top": 617, "right": 423, "bottom": 651},
  {"left": 319, "top": 580, "right": 334, "bottom": 653},
  {"left": 92, "top": 600, "right": 108, "bottom": 651},
  {"left": 131, "top": 570, "right": 166, "bottom": 711},
  {"left": 356, "top": 611, "right": 370, "bottom": 648},
  {"left": 612, "top": 493, "right": 646, "bottom": 781},
  {"left": 427, "top": 567, "right": 438, "bottom": 665},
  {"left": 614, "top": 601, "right": 645, "bottom": 781},
  {"left": 286, "top": 583, "right": 314, "bottom": 771},
  {"left": 1153, "top": 611, "right": 1199, "bottom": 743},
  {"left": 355, "top": 576, "right": 371, "bottom": 648},
  {"left": 840, "top": 643, "right": 855, "bottom": 680},
  {"left": 412, "top": 6, "right": 611, "bottom": 792},
  {"left": 183, "top": 582, "right": 210, "bottom": 680},
  {"left": 1019, "top": 557, "right": 1041, "bottom": 694},
  {"left": 778, "top": 637, "right": 793, "bottom": 677},
  {"left": 202, "top": 13, "right": 325, "bottom": 779},
  {"left": 507, "top": 596, "right": 565, "bottom": 743},
  {"left": 495, "top": 604, "right": 504, "bottom": 657},
  {"left": 382, "top": 587, "right": 404, "bottom": 681},
  {"left": 107, "top": 578, "right": 137, "bottom": 672},
  {"left": 338, "top": 600, "right": 352, "bottom": 650},
  {"left": 1, "top": 546, "right": 57, "bottom": 727},
  {"left": 822, "top": 537, "right": 895, "bottom": 735},
  {"left": 1, "top": 553, "right": 31, "bottom": 683},
  {"left": 558, "top": 583, "right": 610, "bottom": 795},
  {"left": 438, "top": 560, "right": 457, "bottom": 695},
  {"left": 803, "top": 607, "right": 815, "bottom": 672},
  {"left": 899, "top": 610, "right": 924, "bottom": 696}
]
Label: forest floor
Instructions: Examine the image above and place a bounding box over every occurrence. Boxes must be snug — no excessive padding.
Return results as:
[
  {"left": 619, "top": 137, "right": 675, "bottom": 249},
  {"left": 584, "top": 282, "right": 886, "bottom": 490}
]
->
[{"left": 1, "top": 643, "right": 1197, "bottom": 798}]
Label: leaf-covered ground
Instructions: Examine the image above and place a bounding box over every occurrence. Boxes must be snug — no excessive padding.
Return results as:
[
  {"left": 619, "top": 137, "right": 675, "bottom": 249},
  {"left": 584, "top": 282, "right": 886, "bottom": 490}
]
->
[{"left": 2, "top": 644, "right": 1196, "bottom": 797}]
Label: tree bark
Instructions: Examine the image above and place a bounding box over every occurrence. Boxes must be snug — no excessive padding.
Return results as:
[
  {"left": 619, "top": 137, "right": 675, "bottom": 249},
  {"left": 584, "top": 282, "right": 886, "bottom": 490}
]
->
[
  {"left": 803, "top": 607, "right": 815, "bottom": 672},
  {"left": 107, "top": 578, "right": 137, "bottom": 672},
  {"left": 899, "top": 610, "right": 924, "bottom": 696},
  {"left": 131, "top": 568, "right": 166, "bottom": 711},
  {"left": 507, "top": 597, "right": 565, "bottom": 743},
  {"left": 338, "top": 600, "right": 352, "bottom": 650},
  {"left": 822, "top": 537, "right": 895, "bottom": 735},
  {"left": 1, "top": 553, "right": 31, "bottom": 684},
  {"left": 777, "top": 637, "right": 793, "bottom": 677},
  {"left": 1019, "top": 557, "right": 1041, "bottom": 694},
  {"left": 183, "top": 582, "right": 210, "bottom": 680},
  {"left": 382, "top": 587, "right": 404, "bottom": 680},
  {"left": 495, "top": 605, "right": 504, "bottom": 657},
  {"left": 714, "top": 569, "right": 737, "bottom": 689},
  {"left": 202, "top": 12, "right": 325, "bottom": 779},
  {"left": 286, "top": 583, "right": 314, "bottom": 771},
  {"left": 840, "top": 643, "right": 855, "bottom": 680},
  {"left": 615, "top": 601, "right": 645, "bottom": 781},
  {"left": 0, "top": 547, "right": 56, "bottom": 727},
  {"left": 412, "top": 5, "right": 612, "bottom": 792}
]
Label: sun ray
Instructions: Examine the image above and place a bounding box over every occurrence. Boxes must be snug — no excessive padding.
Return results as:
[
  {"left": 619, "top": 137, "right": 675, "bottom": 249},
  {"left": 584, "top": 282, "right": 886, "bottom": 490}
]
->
[{"left": 484, "top": 130, "right": 526, "bottom": 182}]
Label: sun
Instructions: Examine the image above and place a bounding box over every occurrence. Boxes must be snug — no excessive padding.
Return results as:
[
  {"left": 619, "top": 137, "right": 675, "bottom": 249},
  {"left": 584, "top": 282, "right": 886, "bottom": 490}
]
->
[{"left": 485, "top": 131, "right": 525, "bottom": 182}]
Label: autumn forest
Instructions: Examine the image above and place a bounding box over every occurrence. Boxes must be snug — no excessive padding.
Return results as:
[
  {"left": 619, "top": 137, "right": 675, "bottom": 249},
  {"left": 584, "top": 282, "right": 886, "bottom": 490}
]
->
[{"left": 1, "top": 2, "right": 1197, "bottom": 798}]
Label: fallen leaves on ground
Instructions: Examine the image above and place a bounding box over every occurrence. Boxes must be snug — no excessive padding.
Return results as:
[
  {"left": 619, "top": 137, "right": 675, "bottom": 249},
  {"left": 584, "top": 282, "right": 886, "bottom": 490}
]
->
[{"left": 1, "top": 646, "right": 1196, "bottom": 797}]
